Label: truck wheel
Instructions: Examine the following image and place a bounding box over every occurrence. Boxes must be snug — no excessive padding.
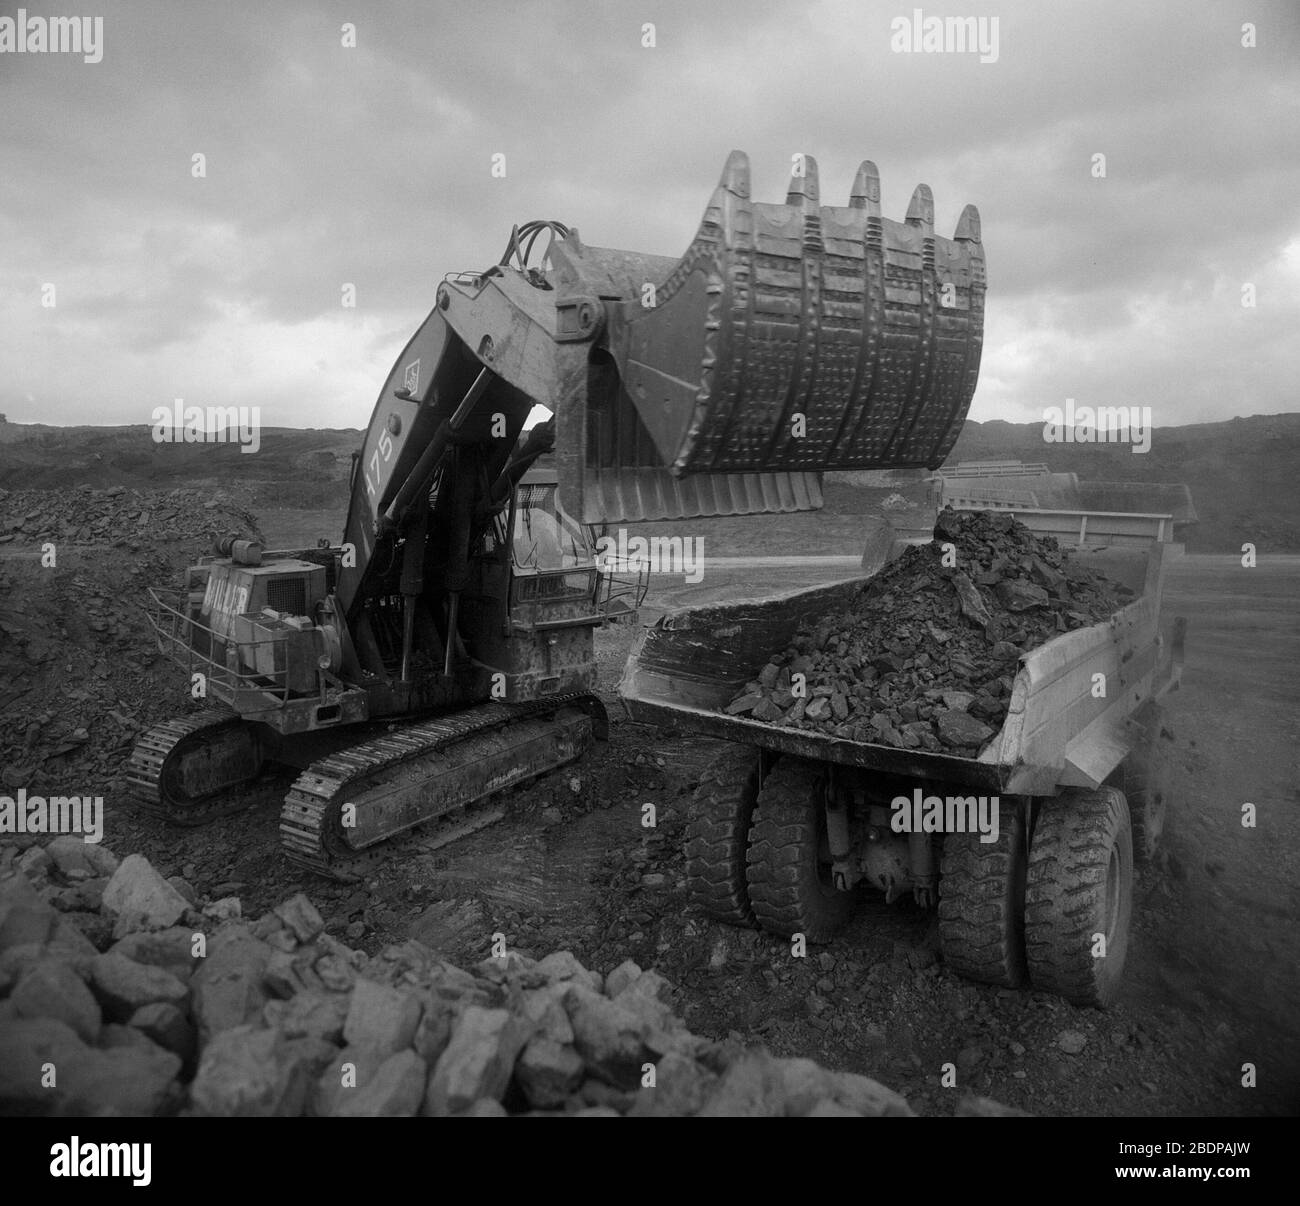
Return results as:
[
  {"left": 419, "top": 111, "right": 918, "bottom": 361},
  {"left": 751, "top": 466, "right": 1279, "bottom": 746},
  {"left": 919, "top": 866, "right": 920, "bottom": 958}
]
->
[
  {"left": 1024, "top": 786, "right": 1133, "bottom": 1007},
  {"left": 1123, "top": 709, "right": 1167, "bottom": 865},
  {"left": 937, "top": 799, "right": 1028, "bottom": 988},
  {"left": 684, "top": 744, "right": 760, "bottom": 925},
  {"left": 745, "top": 757, "right": 853, "bottom": 943}
]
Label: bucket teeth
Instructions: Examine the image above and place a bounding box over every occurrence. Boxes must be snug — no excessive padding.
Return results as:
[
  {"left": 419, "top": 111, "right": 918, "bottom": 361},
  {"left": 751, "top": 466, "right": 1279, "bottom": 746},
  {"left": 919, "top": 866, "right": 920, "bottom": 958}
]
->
[
  {"left": 718, "top": 149, "right": 751, "bottom": 198},
  {"left": 786, "top": 153, "right": 820, "bottom": 205},
  {"left": 849, "top": 159, "right": 881, "bottom": 210},
  {"left": 954, "top": 203, "right": 982, "bottom": 243},
  {"left": 906, "top": 183, "right": 935, "bottom": 231},
  {"left": 606, "top": 152, "right": 986, "bottom": 497}
]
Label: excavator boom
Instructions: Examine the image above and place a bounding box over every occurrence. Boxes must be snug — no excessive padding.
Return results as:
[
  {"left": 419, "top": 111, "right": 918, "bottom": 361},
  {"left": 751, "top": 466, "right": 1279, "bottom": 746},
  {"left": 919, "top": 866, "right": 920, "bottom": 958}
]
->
[{"left": 423, "top": 150, "right": 985, "bottom": 527}]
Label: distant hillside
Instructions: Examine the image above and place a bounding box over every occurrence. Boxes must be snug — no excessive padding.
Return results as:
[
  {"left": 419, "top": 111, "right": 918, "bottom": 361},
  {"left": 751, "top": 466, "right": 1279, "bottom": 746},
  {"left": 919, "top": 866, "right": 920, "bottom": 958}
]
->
[
  {"left": 0, "top": 413, "right": 1296, "bottom": 552},
  {"left": 0, "top": 423, "right": 359, "bottom": 509},
  {"left": 945, "top": 413, "right": 1300, "bottom": 553}
]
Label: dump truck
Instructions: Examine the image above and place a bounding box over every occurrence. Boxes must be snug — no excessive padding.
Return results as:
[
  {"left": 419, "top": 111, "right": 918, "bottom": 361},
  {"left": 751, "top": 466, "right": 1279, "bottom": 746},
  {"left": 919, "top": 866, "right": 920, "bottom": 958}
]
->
[
  {"left": 619, "top": 509, "right": 1186, "bottom": 1007},
  {"left": 130, "top": 150, "right": 987, "bottom": 878}
]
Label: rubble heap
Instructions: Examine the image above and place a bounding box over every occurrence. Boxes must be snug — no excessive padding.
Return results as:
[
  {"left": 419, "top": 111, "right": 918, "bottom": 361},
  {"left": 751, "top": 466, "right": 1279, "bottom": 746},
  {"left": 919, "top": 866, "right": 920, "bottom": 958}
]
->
[
  {"left": 0, "top": 485, "right": 262, "bottom": 548},
  {"left": 724, "top": 509, "right": 1130, "bottom": 756},
  {"left": 0, "top": 487, "right": 264, "bottom": 800},
  {"left": 0, "top": 842, "right": 1022, "bottom": 1117},
  {"left": 0, "top": 553, "right": 191, "bottom": 799}
]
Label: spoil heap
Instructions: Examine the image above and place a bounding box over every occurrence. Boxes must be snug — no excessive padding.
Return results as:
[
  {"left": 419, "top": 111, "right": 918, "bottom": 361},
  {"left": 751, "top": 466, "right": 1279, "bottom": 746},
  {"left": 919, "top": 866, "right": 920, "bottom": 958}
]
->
[
  {"left": 724, "top": 509, "right": 1130, "bottom": 756},
  {"left": 0, "top": 843, "right": 1021, "bottom": 1116},
  {"left": 0, "top": 487, "right": 262, "bottom": 801},
  {"left": 0, "top": 485, "right": 262, "bottom": 548}
]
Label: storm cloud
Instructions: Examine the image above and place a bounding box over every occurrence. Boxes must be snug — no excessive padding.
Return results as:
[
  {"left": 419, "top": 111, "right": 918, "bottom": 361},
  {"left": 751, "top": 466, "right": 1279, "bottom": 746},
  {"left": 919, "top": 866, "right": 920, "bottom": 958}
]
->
[{"left": 1, "top": 0, "right": 1296, "bottom": 429}]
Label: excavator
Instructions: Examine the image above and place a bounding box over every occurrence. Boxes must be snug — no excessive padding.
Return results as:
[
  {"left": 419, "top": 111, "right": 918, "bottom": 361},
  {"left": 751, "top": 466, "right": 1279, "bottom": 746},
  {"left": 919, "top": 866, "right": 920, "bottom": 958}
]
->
[{"left": 128, "top": 151, "right": 987, "bottom": 879}]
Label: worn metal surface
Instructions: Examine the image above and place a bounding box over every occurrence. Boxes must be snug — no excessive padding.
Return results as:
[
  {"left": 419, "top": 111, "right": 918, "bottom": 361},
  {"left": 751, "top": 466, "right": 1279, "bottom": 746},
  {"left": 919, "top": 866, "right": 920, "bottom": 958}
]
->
[{"left": 609, "top": 151, "right": 986, "bottom": 480}]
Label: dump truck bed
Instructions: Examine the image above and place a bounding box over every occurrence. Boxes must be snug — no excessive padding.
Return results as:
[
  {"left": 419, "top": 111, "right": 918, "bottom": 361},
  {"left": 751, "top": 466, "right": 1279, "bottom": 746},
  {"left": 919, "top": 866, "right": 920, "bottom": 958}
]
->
[{"left": 619, "top": 542, "right": 1183, "bottom": 796}]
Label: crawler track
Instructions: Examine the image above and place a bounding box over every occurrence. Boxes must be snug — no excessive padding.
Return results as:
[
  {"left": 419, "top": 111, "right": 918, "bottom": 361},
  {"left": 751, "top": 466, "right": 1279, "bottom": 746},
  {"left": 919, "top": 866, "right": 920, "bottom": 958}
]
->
[
  {"left": 127, "top": 710, "right": 276, "bottom": 825},
  {"left": 280, "top": 695, "right": 604, "bottom": 879}
]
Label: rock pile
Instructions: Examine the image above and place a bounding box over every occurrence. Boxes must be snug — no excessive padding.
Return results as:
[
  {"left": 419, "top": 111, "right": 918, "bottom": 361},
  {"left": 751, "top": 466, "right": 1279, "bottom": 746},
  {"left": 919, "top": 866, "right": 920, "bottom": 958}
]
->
[
  {"left": 0, "top": 485, "right": 262, "bottom": 549},
  {"left": 725, "top": 509, "right": 1129, "bottom": 756},
  {"left": 0, "top": 842, "right": 939, "bottom": 1117},
  {"left": 0, "top": 486, "right": 265, "bottom": 802},
  {"left": 0, "top": 552, "right": 189, "bottom": 800}
]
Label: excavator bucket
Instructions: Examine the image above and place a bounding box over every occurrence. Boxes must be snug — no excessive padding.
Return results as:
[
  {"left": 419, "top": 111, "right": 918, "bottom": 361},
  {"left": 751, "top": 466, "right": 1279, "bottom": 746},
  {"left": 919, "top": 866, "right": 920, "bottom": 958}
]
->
[{"left": 434, "top": 150, "right": 986, "bottom": 525}]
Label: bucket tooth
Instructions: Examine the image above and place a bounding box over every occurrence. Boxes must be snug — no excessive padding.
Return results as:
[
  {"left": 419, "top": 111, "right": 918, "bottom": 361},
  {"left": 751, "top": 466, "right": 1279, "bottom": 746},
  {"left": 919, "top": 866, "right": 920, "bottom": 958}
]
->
[
  {"left": 906, "top": 183, "right": 935, "bottom": 232},
  {"left": 849, "top": 159, "right": 881, "bottom": 211},
  {"left": 786, "top": 154, "right": 820, "bottom": 205},
  {"left": 718, "top": 149, "right": 751, "bottom": 198},
  {"left": 954, "top": 203, "right": 981, "bottom": 243}
]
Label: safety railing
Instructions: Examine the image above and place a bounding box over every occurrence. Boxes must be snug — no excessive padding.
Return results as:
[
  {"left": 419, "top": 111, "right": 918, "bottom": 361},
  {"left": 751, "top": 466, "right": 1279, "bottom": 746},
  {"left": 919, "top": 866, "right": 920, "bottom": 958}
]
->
[
  {"left": 595, "top": 563, "right": 648, "bottom": 623},
  {"left": 143, "top": 587, "right": 299, "bottom": 708}
]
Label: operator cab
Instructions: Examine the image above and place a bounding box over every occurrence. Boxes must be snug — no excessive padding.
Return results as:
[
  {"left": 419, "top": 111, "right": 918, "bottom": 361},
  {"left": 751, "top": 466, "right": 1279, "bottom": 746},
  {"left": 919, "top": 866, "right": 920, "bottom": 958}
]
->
[{"left": 509, "top": 468, "right": 599, "bottom": 612}]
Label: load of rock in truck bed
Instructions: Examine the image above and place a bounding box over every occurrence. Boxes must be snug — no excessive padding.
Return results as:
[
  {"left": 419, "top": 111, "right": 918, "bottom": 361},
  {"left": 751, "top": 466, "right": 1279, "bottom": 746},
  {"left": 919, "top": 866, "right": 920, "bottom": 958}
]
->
[{"left": 723, "top": 509, "right": 1132, "bottom": 756}]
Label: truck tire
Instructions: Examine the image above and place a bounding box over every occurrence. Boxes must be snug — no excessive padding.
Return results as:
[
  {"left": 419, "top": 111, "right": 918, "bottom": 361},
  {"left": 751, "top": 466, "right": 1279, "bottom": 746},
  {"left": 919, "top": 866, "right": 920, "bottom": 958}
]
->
[
  {"left": 937, "top": 799, "right": 1028, "bottom": 988},
  {"left": 745, "top": 757, "right": 853, "bottom": 943},
  {"left": 1024, "top": 786, "right": 1133, "bottom": 1007},
  {"left": 684, "top": 744, "right": 760, "bottom": 925}
]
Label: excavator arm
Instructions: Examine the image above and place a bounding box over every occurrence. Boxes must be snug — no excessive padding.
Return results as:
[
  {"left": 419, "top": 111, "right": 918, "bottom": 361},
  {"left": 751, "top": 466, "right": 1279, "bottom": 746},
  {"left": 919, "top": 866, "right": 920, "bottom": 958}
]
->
[{"left": 339, "top": 149, "right": 985, "bottom": 612}]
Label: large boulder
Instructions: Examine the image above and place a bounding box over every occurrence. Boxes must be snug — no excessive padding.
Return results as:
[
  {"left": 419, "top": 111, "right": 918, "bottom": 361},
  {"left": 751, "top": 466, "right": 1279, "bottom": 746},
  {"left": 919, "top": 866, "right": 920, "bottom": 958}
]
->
[
  {"left": 264, "top": 990, "right": 349, "bottom": 1045},
  {"left": 189, "top": 1025, "right": 315, "bottom": 1117},
  {"left": 331, "top": 1050, "right": 427, "bottom": 1117},
  {"left": 189, "top": 927, "right": 272, "bottom": 1043},
  {"left": 101, "top": 855, "right": 189, "bottom": 937},
  {"left": 273, "top": 894, "right": 325, "bottom": 944},
  {"left": 11, "top": 958, "right": 102, "bottom": 1042},
  {"left": 89, "top": 952, "right": 188, "bottom": 1022},
  {"left": 697, "top": 1053, "right": 786, "bottom": 1117},
  {"left": 562, "top": 984, "right": 645, "bottom": 1086},
  {"left": 342, "top": 978, "right": 422, "bottom": 1058},
  {"left": 46, "top": 836, "right": 119, "bottom": 879},
  {"left": 515, "top": 1036, "right": 585, "bottom": 1109},
  {"left": 534, "top": 950, "right": 603, "bottom": 994},
  {"left": 129, "top": 1002, "right": 197, "bottom": 1063},
  {"left": 56, "top": 1043, "right": 182, "bottom": 1116},
  {"left": 109, "top": 927, "right": 201, "bottom": 984},
  {"left": 0, "top": 1016, "right": 179, "bottom": 1116},
  {"left": 0, "top": 1017, "right": 87, "bottom": 1113},
  {"left": 0, "top": 882, "right": 57, "bottom": 953},
  {"left": 626, "top": 1050, "right": 714, "bottom": 1117},
  {"left": 423, "top": 1006, "right": 533, "bottom": 1116}
]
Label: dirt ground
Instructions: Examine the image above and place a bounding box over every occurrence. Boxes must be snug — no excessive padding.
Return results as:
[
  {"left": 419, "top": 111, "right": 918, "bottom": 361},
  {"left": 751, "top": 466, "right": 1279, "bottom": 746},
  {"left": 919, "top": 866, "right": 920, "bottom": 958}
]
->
[{"left": 39, "top": 536, "right": 1296, "bottom": 1118}]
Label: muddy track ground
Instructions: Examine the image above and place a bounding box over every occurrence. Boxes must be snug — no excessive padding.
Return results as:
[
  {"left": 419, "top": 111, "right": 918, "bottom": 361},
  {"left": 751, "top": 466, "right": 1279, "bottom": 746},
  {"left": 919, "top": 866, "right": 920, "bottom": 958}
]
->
[{"left": 20, "top": 550, "right": 1285, "bottom": 1118}]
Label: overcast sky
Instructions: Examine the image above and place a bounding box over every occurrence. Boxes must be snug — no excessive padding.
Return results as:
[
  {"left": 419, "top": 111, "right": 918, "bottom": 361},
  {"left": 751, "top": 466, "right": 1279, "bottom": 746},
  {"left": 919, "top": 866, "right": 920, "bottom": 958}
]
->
[{"left": 2, "top": 0, "right": 1297, "bottom": 431}]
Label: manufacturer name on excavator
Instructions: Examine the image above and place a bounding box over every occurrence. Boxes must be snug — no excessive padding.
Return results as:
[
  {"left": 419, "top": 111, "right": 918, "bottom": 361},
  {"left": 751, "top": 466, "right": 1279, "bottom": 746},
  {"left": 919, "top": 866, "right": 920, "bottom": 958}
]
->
[{"left": 204, "top": 576, "right": 250, "bottom": 619}]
